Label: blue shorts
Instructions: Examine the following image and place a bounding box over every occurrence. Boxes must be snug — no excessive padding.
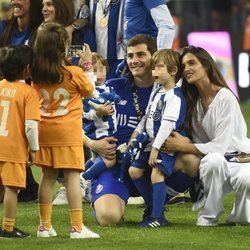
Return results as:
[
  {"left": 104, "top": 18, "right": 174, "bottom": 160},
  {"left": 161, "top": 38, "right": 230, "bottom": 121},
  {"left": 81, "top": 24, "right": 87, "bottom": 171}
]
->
[
  {"left": 91, "top": 169, "right": 129, "bottom": 204},
  {"left": 132, "top": 151, "right": 175, "bottom": 177}
]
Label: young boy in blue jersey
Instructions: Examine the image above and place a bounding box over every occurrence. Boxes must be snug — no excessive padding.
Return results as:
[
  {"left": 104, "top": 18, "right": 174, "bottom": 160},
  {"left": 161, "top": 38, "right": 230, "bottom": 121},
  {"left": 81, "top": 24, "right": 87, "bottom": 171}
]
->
[
  {"left": 82, "top": 52, "right": 119, "bottom": 181},
  {"left": 129, "top": 49, "right": 186, "bottom": 227}
]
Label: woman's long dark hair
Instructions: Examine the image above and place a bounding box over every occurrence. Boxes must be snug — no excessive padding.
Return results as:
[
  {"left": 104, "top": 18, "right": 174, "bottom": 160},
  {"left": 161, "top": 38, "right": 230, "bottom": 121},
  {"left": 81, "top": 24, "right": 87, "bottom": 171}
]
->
[
  {"left": 49, "top": 0, "right": 75, "bottom": 27},
  {"left": 180, "top": 46, "right": 231, "bottom": 137},
  {"left": 0, "top": 0, "right": 43, "bottom": 47}
]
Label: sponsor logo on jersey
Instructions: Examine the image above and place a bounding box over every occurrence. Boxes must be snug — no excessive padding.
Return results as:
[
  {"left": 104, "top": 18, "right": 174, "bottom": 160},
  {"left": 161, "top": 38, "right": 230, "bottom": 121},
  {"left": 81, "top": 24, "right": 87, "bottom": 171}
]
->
[{"left": 118, "top": 100, "right": 127, "bottom": 105}]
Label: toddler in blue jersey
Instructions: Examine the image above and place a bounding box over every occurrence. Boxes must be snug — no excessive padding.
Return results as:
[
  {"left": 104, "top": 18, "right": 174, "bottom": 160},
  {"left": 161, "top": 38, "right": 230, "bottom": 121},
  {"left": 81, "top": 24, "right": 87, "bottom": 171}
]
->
[
  {"left": 82, "top": 52, "right": 119, "bottom": 181},
  {"left": 129, "top": 49, "right": 186, "bottom": 228}
]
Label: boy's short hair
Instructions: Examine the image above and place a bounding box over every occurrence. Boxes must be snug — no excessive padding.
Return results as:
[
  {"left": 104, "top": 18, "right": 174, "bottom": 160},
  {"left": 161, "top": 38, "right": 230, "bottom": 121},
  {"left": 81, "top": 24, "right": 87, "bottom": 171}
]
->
[
  {"left": 0, "top": 45, "right": 33, "bottom": 81},
  {"left": 151, "top": 49, "right": 182, "bottom": 82}
]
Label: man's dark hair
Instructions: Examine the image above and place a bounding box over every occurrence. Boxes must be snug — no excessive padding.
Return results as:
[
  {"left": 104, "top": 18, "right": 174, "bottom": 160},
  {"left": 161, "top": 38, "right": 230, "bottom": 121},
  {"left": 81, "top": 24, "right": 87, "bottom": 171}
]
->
[{"left": 127, "top": 34, "right": 157, "bottom": 55}]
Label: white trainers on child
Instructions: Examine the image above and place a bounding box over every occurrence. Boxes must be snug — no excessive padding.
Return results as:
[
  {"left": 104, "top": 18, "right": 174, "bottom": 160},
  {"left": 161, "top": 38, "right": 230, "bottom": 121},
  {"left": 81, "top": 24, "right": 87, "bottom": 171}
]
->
[
  {"left": 80, "top": 174, "right": 92, "bottom": 203},
  {"left": 127, "top": 196, "right": 145, "bottom": 205},
  {"left": 70, "top": 225, "right": 100, "bottom": 239},
  {"left": 52, "top": 187, "right": 68, "bottom": 205},
  {"left": 37, "top": 225, "right": 57, "bottom": 238}
]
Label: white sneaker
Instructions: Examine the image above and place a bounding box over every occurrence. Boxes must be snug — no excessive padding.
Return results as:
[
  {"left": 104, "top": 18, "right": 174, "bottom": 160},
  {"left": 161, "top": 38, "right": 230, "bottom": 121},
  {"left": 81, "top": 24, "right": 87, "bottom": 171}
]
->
[
  {"left": 37, "top": 225, "right": 57, "bottom": 237},
  {"left": 70, "top": 225, "right": 100, "bottom": 239},
  {"left": 80, "top": 174, "right": 92, "bottom": 203},
  {"left": 196, "top": 217, "right": 218, "bottom": 227},
  {"left": 52, "top": 187, "right": 68, "bottom": 205},
  {"left": 127, "top": 196, "right": 144, "bottom": 205}
]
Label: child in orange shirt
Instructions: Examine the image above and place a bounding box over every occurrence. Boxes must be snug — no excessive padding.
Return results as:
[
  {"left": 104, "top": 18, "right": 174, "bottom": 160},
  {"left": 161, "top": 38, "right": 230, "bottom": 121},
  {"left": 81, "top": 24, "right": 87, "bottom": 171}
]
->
[
  {"left": 0, "top": 45, "right": 40, "bottom": 238},
  {"left": 32, "top": 22, "right": 99, "bottom": 239}
]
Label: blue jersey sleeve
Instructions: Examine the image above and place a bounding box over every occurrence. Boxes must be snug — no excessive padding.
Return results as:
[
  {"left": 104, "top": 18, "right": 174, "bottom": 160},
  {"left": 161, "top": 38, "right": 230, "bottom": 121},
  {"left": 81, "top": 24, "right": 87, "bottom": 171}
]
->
[{"left": 143, "top": 0, "right": 166, "bottom": 10}]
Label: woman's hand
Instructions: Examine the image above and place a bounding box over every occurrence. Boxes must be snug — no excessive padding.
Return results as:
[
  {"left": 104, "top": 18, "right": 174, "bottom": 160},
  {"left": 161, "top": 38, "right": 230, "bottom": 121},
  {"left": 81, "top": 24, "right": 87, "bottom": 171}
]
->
[{"left": 162, "top": 131, "right": 191, "bottom": 153}]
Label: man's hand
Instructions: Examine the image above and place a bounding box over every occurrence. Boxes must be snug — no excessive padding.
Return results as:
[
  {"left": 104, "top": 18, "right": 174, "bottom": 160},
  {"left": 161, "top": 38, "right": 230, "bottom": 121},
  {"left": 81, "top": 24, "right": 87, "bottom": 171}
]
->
[{"left": 91, "top": 137, "right": 117, "bottom": 160}]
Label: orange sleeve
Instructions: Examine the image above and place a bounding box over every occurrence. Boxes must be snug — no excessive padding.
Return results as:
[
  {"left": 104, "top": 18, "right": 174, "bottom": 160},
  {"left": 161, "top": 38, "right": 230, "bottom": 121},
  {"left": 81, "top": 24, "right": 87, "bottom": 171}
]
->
[
  {"left": 25, "top": 86, "right": 41, "bottom": 121},
  {"left": 72, "top": 66, "right": 94, "bottom": 98}
]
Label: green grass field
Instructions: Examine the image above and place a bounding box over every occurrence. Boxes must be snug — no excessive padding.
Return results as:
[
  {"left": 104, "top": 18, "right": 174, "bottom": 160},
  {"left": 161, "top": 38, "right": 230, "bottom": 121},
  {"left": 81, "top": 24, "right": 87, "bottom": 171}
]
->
[{"left": 0, "top": 103, "right": 249, "bottom": 249}]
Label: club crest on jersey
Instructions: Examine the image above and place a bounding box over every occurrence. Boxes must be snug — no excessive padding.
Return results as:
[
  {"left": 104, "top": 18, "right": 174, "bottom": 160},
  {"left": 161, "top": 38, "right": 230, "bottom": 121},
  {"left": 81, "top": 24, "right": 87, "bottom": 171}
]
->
[
  {"left": 95, "top": 184, "right": 103, "bottom": 194},
  {"left": 152, "top": 111, "right": 161, "bottom": 121}
]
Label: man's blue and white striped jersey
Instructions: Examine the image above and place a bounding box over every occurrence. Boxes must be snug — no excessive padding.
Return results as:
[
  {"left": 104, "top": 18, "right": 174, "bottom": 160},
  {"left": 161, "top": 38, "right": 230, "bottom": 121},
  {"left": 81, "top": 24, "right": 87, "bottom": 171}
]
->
[
  {"left": 83, "top": 84, "right": 118, "bottom": 140},
  {"left": 137, "top": 86, "right": 186, "bottom": 150},
  {"left": 88, "top": 0, "right": 126, "bottom": 60}
]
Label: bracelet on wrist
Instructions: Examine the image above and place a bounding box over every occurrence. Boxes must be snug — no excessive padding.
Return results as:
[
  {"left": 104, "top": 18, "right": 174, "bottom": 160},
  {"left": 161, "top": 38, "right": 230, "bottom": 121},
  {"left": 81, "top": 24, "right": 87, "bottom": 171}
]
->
[{"left": 82, "top": 60, "right": 92, "bottom": 70}]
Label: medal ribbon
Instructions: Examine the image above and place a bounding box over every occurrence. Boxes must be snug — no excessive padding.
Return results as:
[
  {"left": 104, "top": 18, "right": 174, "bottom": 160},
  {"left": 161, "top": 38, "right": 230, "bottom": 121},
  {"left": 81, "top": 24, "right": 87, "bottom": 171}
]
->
[
  {"left": 132, "top": 82, "right": 143, "bottom": 121},
  {"left": 101, "top": 0, "right": 112, "bottom": 17}
]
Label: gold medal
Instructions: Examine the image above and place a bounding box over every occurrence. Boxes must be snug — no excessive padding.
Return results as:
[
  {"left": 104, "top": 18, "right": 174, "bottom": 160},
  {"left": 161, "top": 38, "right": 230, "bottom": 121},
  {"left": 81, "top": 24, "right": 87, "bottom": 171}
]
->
[{"left": 100, "top": 16, "right": 108, "bottom": 27}]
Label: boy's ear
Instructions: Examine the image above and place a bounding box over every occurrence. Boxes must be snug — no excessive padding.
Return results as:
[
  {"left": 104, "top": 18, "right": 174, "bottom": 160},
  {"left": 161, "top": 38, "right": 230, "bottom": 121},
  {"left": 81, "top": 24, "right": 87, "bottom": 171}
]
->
[{"left": 171, "top": 66, "right": 178, "bottom": 76}]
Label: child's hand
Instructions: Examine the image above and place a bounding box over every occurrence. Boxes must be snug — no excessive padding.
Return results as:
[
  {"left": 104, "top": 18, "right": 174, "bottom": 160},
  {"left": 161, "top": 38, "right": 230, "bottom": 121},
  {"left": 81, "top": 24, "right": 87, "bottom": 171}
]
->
[
  {"left": 78, "top": 43, "right": 92, "bottom": 63},
  {"left": 27, "top": 150, "right": 36, "bottom": 167},
  {"left": 96, "top": 102, "right": 114, "bottom": 118},
  {"left": 149, "top": 147, "right": 159, "bottom": 168},
  {"left": 128, "top": 130, "right": 139, "bottom": 146}
]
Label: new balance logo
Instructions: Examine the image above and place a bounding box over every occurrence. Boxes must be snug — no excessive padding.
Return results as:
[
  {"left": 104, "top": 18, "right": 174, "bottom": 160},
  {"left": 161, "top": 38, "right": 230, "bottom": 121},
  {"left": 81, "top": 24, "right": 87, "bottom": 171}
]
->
[{"left": 118, "top": 100, "right": 127, "bottom": 105}]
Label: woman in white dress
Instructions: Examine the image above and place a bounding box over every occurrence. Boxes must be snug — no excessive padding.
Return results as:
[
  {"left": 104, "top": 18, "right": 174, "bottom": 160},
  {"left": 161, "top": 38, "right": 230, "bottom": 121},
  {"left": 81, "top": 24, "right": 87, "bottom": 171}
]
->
[{"left": 165, "top": 46, "right": 250, "bottom": 226}]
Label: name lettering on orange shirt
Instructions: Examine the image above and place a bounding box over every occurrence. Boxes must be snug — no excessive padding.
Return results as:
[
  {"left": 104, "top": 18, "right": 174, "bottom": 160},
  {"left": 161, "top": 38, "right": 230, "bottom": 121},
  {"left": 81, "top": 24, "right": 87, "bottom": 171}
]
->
[{"left": 0, "top": 88, "right": 16, "bottom": 98}]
